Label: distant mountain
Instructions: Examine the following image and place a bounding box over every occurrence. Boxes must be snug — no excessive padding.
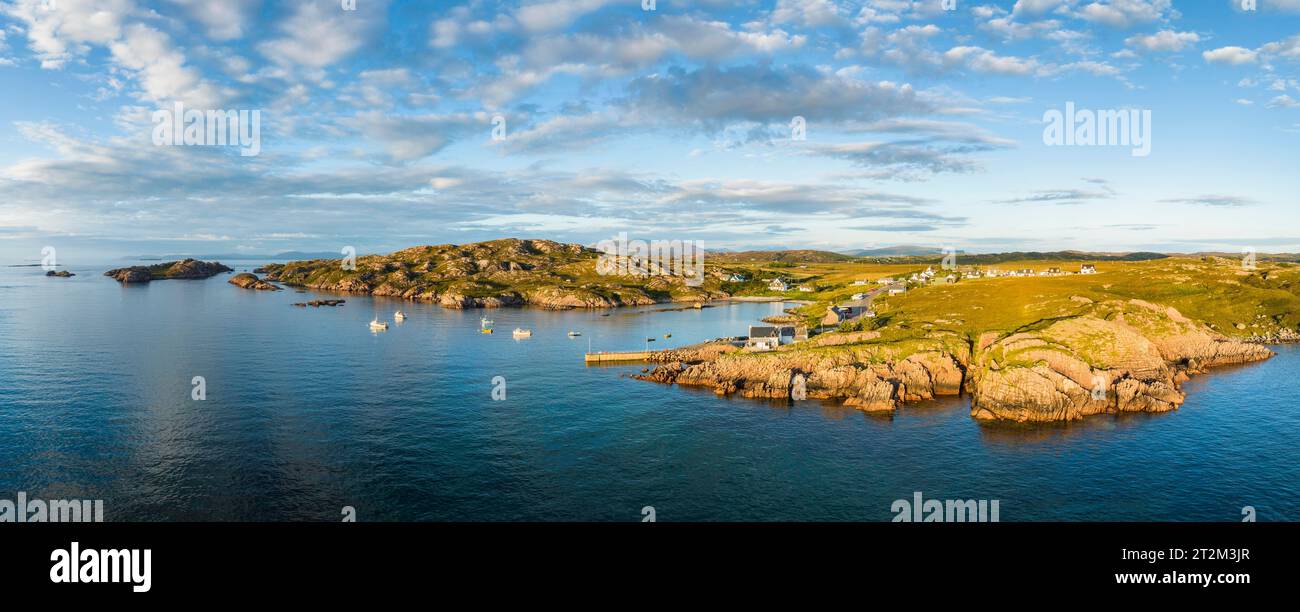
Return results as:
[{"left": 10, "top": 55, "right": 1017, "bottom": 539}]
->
[
  {"left": 842, "top": 245, "right": 944, "bottom": 257},
  {"left": 709, "top": 249, "right": 856, "bottom": 263},
  {"left": 853, "top": 250, "right": 1169, "bottom": 264},
  {"left": 125, "top": 251, "right": 343, "bottom": 261}
]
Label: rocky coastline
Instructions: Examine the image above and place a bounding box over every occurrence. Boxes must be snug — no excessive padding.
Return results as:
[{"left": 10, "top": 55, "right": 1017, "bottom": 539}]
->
[
  {"left": 634, "top": 300, "right": 1274, "bottom": 423},
  {"left": 259, "top": 238, "right": 729, "bottom": 309}
]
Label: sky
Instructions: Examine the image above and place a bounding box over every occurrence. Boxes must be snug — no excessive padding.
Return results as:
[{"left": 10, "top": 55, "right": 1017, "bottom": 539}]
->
[{"left": 0, "top": 0, "right": 1297, "bottom": 262}]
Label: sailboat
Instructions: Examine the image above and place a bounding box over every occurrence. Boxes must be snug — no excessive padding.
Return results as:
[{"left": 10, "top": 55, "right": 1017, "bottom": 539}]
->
[
  {"left": 394, "top": 310, "right": 406, "bottom": 321},
  {"left": 369, "top": 318, "right": 388, "bottom": 331},
  {"left": 567, "top": 330, "right": 582, "bottom": 337},
  {"left": 480, "top": 317, "right": 494, "bottom": 334},
  {"left": 512, "top": 328, "right": 532, "bottom": 338}
]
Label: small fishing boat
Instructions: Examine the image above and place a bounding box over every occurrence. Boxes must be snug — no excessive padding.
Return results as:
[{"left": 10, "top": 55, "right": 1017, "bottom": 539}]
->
[
  {"left": 369, "top": 318, "right": 388, "bottom": 331},
  {"left": 512, "top": 328, "right": 532, "bottom": 338},
  {"left": 568, "top": 331, "right": 582, "bottom": 337},
  {"left": 480, "top": 317, "right": 494, "bottom": 334},
  {"left": 646, "top": 337, "right": 656, "bottom": 342},
  {"left": 663, "top": 333, "right": 672, "bottom": 338},
  {"left": 394, "top": 310, "right": 406, "bottom": 321}
]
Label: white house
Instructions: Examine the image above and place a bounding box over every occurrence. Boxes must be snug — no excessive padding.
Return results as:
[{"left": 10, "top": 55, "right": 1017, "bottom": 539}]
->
[
  {"left": 745, "top": 326, "right": 780, "bottom": 351},
  {"left": 853, "top": 280, "right": 868, "bottom": 286},
  {"left": 876, "top": 278, "right": 895, "bottom": 284},
  {"left": 888, "top": 288, "right": 906, "bottom": 296},
  {"left": 852, "top": 292, "right": 867, "bottom": 300},
  {"left": 797, "top": 285, "right": 815, "bottom": 292},
  {"left": 767, "top": 278, "right": 790, "bottom": 292},
  {"left": 1080, "top": 264, "right": 1097, "bottom": 274},
  {"left": 726, "top": 273, "right": 747, "bottom": 282},
  {"left": 746, "top": 325, "right": 801, "bottom": 350}
]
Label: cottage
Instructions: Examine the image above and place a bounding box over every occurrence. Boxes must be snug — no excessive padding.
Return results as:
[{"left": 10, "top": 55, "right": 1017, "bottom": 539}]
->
[
  {"left": 797, "top": 285, "right": 815, "bottom": 292},
  {"left": 853, "top": 280, "right": 868, "bottom": 286},
  {"left": 745, "top": 326, "right": 780, "bottom": 351},
  {"left": 726, "top": 273, "right": 747, "bottom": 282},
  {"left": 876, "top": 278, "right": 895, "bottom": 284},
  {"left": 746, "top": 325, "right": 802, "bottom": 350},
  {"left": 1080, "top": 264, "right": 1097, "bottom": 274},
  {"left": 852, "top": 292, "right": 867, "bottom": 300},
  {"left": 888, "top": 288, "right": 906, "bottom": 296},
  {"left": 767, "top": 278, "right": 790, "bottom": 292},
  {"left": 944, "top": 274, "right": 957, "bottom": 283}
]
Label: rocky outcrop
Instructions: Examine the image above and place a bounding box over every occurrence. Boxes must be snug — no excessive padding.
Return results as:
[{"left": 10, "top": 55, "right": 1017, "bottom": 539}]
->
[
  {"left": 636, "top": 338, "right": 969, "bottom": 413},
  {"left": 228, "top": 272, "right": 282, "bottom": 291},
  {"left": 634, "top": 300, "right": 1272, "bottom": 422},
  {"left": 258, "top": 238, "right": 729, "bottom": 309},
  {"left": 45, "top": 270, "right": 74, "bottom": 277},
  {"left": 967, "top": 301, "right": 1272, "bottom": 422},
  {"left": 104, "top": 259, "right": 233, "bottom": 283}
]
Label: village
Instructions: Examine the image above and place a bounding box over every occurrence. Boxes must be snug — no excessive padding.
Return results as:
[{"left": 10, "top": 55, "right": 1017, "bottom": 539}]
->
[{"left": 736, "top": 262, "right": 1100, "bottom": 352}]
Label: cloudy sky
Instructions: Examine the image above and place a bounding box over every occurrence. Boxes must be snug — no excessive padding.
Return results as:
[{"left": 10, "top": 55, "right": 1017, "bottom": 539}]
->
[{"left": 0, "top": 0, "right": 1297, "bottom": 261}]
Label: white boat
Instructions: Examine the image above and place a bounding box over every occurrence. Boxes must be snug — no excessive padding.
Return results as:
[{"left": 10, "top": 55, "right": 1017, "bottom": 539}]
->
[
  {"left": 480, "top": 317, "right": 494, "bottom": 334},
  {"left": 369, "top": 318, "right": 388, "bottom": 331},
  {"left": 394, "top": 311, "right": 406, "bottom": 321},
  {"left": 512, "top": 328, "right": 532, "bottom": 338},
  {"left": 567, "top": 331, "right": 581, "bottom": 337}
]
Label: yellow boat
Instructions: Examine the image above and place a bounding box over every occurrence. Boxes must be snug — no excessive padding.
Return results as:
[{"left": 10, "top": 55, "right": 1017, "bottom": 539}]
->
[{"left": 480, "top": 317, "right": 494, "bottom": 334}]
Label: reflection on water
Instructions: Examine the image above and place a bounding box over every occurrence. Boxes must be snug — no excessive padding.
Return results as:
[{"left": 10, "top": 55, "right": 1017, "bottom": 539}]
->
[{"left": 0, "top": 262, "right": 1297, "bottom": 521}]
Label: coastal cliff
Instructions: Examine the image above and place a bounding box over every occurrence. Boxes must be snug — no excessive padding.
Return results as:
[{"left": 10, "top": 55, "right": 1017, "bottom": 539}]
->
[
  {"left": 635, "top": 300, "right": 1272, "bottom": 422},
  {"left": 259, "top": 238, "right": 729, "bottom": 309},
  {"left": 104, "top": 259, "right": 232, "bottom": 283}
]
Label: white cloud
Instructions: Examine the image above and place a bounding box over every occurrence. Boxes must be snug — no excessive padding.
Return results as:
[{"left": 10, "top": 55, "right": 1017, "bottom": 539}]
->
[
  {"left": 943, "top": 46, "right": 1039, "bottom": 75},
  {"left": 1125, "top": 30, "right": 1199, "bottom": 52},
  {"left": 515, "top": 0, "right": 613, "bottom": 32},
  {"left": 1073, "top": 0, "right": 1175, "bottom": 28},
  {"left": 1203, "top": 46, "right": 1259, "bottom": 65},
  {"left": 258, "top": 0, "right": 377, "bottom": 72},
  {"left": 1267, "top": 94, "right": 1299, "bottom": 109},
  {"left": 165, "top": 0, "right": 258, "bottom": 40}
]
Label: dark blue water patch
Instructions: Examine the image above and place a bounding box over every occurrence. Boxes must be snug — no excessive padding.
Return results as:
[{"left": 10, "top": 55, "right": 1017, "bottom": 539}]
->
[{"left": 1, "top": 264, "right": 1297, "bottom": 521}]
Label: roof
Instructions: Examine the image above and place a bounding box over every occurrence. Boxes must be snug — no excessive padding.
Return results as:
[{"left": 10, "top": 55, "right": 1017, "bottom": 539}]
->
[{"left": 748, "top": 326, "right": 779, "bottom": 338}]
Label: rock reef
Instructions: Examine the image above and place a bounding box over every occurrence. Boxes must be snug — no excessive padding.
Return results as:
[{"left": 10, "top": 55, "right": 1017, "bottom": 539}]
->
[
  {"left": 635, "top": 300, "right": 1273, "bottom": 423},
  {"left": 228, "top": 272, "right": 281, "bottom": 291},
  {"left": 104, "top": 259, "right": 232, "bottom": 283}
]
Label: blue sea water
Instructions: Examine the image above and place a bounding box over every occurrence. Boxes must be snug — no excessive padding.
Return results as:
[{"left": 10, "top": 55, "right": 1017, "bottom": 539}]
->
[{"left": 1, "top": 262, "right": 1298, "bottom": 521}]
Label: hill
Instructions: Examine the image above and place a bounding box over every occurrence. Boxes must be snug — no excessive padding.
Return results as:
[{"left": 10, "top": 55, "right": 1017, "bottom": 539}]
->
[{"left": 258, "top": 238, "right": 729, "bottom": 308}]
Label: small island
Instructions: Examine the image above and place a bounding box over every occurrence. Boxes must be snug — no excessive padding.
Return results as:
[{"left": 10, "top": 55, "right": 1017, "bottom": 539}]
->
[
  {"left": 104, "top": 259, "right": 232, "bottom": 283},
  {"left": 45, "top": 270, "right": 75, "bottom": 277}
]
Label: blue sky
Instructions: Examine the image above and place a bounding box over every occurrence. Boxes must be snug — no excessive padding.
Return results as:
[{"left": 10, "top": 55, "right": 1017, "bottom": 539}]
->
[{"left": 0, "top": 0, "right": 1297, "bottom": 261}]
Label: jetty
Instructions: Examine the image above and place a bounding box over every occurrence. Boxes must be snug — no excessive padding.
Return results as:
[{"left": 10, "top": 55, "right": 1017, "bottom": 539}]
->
[{"left": 584, "top": 350, "right": 657, "bottom": 363}]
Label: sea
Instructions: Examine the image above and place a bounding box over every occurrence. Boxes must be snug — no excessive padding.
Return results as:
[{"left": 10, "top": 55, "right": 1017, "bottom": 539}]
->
[{"left": 2, "top": 261, "right": 1297, "bottom": 521}]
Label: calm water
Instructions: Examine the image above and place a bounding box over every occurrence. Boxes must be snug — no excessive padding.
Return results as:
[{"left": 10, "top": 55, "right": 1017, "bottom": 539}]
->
[{"left": 2, "top": 262, "right": 1298, "bottom": 521}]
